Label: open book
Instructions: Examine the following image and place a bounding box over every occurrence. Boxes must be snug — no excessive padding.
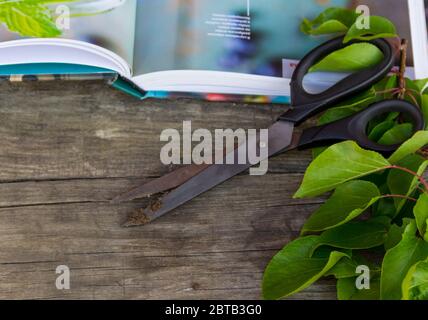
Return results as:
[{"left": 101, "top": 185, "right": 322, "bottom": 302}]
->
[{"left": 0, "top": 0, "right": 427, "bottom": 103}]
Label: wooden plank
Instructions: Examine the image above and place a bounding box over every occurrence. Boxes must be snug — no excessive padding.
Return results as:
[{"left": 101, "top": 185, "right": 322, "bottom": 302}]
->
[
  {"left": 0, "top": 81, "right": 312, "bottom": 180},
  {"left": 0, "top": 80, "right": 335, "bottom": 299}
]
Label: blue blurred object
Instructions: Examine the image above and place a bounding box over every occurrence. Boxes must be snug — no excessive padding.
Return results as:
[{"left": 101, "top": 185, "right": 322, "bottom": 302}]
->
[
  {"left": 218, "top": 52, "right": 246, "bottom": 69},
  {"left": 0, "top": 63, "right": 113, "bottom": 75},
  {"left": 223, "top": 37, "right": 257, "bottom": 56}
]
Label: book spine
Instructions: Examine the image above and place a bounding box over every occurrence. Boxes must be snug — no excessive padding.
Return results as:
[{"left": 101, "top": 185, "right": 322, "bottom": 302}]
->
[
  {"left": 0, "top": 73, "right": 117, "bottom": 83},
  {"left": 143, "top": 90, "right": 291, "bottom": 104},
  {"left": 0, "top": 72, "right": 291, "bottom": 104},
  {"left": 0, "top": 72, "right": 150, "bottom": 100},
  {"left": 109, "top": 75, "right": 147, "bottom": 99}
]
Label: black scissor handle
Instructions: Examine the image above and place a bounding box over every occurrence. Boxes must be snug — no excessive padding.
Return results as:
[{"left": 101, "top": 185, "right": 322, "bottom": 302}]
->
[
  {"left": 296, "top": 99, "right": 425, "bottom": 154},
  {"left": 281, "top": 36, "right": 396, "bottom": 125}
]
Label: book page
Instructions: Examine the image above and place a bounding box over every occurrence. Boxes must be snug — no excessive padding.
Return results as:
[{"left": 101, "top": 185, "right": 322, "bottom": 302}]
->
[
  {"left": 133, "top": 0, "right": 350, "bottom": 77},
  {"left": 133, "top": 0, "right": 417, "bottom": 79},
  {"left": 410, "top": 0, "right": 428, "bottom": 78},
  {"left": 0, "top": 0, "right": 137, "bottom": 67}
]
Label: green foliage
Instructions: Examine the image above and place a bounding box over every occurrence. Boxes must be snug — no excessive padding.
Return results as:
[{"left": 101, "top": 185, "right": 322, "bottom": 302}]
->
[
  {"left": 294, "top": 141, "right": 390, "bottom": 198},
  {"left": 415, "top": 193, "right": 428, "bottom": 241},
  {"left": 337, "top": 276, "right": 381, "bottom": 300},
  {"left": 301, "top": 180, "right": 381, "bottom": 234},
  {"left": 315, "top": 220, "right": 389, "bottom": 250},
  {"left": 387, "top": 154, "right": 428, "bottom": 215},
  {"left": 301, "top": 7, "right": 358, "bottom": 36},
  {"left": 262, "top": 236, "right": 348, "bottom": 300},
  {"left": 0, "top": 0, "right": 104, "bottom": 37},
  {"left": 378, "top": 123, "right": 414, "bottom": 145},
  {"left": 381, "top": 222, "right": 428, "bottom": 299},
  {"left": 343, "top": 16, "right": 397, "bottom": 43},
  {"left": 0, "top": 1, "right": 61, "bottom": 37},
  {"left": 264, "top": 9, "right": 428, "bottom": 299},
  {"left": 263, "top": 133, "right": 428, "bottom": 300},
  {"left": 301, "top": 7, "right": 397, "bottom": 73},
  {"left": 389, "top": 131, "right": 428, "bottom": 164},
  {"left": 402, "top": 258, "right": 428, "bottom": 300},
  {"left": 308, "top": 43, "right": 384, "bottom": 73}
]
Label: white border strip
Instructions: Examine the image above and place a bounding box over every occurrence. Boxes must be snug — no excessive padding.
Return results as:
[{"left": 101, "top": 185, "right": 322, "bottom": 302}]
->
[{"left": 408, "top": 0, "right": 428, "bottom": 79}]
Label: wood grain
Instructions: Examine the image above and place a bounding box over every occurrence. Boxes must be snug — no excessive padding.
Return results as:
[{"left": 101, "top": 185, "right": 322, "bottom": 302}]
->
[{"left": 0, "top": 80, "right": 336, "bottom": 300}]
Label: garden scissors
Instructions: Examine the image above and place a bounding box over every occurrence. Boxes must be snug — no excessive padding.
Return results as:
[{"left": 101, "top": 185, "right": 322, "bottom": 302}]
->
[{"left": 113, "top": 36, "right": 425, "bottom": 226}]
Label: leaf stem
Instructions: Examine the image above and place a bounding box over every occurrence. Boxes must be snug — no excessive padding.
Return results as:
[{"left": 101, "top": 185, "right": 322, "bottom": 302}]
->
[
  {"left": 398, "top": 39, "right": 408, "bottom": 100},
  {"left": 405, "top": 91, "right": 420, "bottom": 108},
  {"left": 405, "top": 88, "right": 422, "bottom": 95},
  {"left": 416, "top": 186, "right": 427, "bottom": 194},
  {"left": 386, "top": 165, "right": 428, "bottom": 192},
  {"left": 375, "top": 88, "right": 399, "bottom": 96},
  {"left": 417, "top": 147, "right": 428, "bottom": 159},
  {"left": 379, "top": 194, "right": 417, "bottom": 202}
]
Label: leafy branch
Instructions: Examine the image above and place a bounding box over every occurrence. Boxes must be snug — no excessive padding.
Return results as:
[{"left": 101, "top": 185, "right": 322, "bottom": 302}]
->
[
  {"left": 263, "top": 135, "right": 428, "bottom": 300},
  {"left": 387, "top": 165, "right": 428, "bottom": 192},
  {"left": 0, "top": 0, "right": 62, "bottom": 37},
  {"left": 263, "top": 7, "right": 428, "bottom": 301},
  {"left": 0, "top": 0, "right": 117, "bottom": 37}
]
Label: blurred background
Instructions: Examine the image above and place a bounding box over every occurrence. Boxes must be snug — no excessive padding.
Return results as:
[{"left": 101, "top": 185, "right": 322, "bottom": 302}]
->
[
  {"left": 0, "top": 0, "right": 136, "bottom": 65},
  {"left": 133, "top": 0, "right": 414, "bottom": 77},
  {"left": 0, "top": 0, "right": 416, "bottom": 76}
]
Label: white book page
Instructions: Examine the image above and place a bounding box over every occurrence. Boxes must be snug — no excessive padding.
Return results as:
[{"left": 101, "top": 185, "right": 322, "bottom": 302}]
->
[
  {"left": 132, "top": 70, "right": 290, "bottom": 96},
  {"left": 408, "top": 0, "right": 428, "bottom": 79},
  {"left": 0, "top": 0, "right": 136, "bottom": 73},
  {"left": 0, "top": 39, "right": 131, "bottom": 77}
]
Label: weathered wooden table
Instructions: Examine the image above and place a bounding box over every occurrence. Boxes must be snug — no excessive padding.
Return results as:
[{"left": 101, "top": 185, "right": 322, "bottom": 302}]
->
[{"left": 0, "top": 80, "right": 335, "bottom": 299}]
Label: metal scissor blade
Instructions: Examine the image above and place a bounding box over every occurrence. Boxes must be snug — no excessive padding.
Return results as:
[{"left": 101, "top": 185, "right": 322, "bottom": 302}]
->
[
  {"left": 110, "top": 164, "right": 209, "bottom": 204},
  {"left": 123, "top": 121, "right": 295, "bottom": 227}
]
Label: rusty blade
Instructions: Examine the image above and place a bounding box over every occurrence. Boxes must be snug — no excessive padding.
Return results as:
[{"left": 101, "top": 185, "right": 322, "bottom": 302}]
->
[
  {"left": 123, "top": 120, "right": 295, "bottom": 227},
  {"left": 112, "top": 143, "right": 242, "bottom": 204},
  {"left": 110, "top": 164, "right": 209, "bottom": 204}
]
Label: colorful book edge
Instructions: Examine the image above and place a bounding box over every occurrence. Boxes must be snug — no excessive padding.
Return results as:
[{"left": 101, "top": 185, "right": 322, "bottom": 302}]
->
[{"left": 0, "top": 63, "right": 290, "bottom": 104}]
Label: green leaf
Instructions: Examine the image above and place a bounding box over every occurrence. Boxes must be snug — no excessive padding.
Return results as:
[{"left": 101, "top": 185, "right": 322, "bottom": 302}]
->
[
  {"left": 262, "top": 236, "right": 347, "bottom": 300},
  {"left": 383, "top": 75, "right": 399, "bottom": 94},
  {"left": 414, "top": 193, "right": 428, "bottom": 241},
  {"left": 294, "top": 141, "right": 390, "bottom": 198},
  {"left": 0, "top": 2, "right": 61, "bottom": 37},
  {"left": 421, "top": 95, "right": 428, "bottom": 130},
  {"left": 368, "top": 120, "right": 396, "bottom": 142},
  {"left": 414, "top": 79, "right": 428, "bottom": 94},
  {"left": 315, "top": 220, "right": 388, "bottom": 251},
  {"left": 315, "top": 89, "right": 378, "bottom": 158},
  {"left": 302, "top": 180, "right": 381, "bottom": 234},
  {"left": 388, "top": 131, "right": 428, "bottom": 164},
  {"left": 318, "top": 75, "right": 398, "bottom": 129},
  {"left": 374, "top": 195, "right": 396, "bottom": 218},
  {"left": 404, "top": 78, "right": 423, "bottom": 106},
  {"left": 337, "top": 276, "right": 381, "bottom": 300},
  {"left": 318, "top": 88, "right": 378, "bottom": 125},
  {"left": 309, "top": 43, "right": 384, "bottom": 73},
  {"left": 378, "top": 123, "right": 414, "bottom": 145},
  {"left": 344, "top": 16, "right": 397, "bottom": 43},
  {"left": 325, "top": 257, "right": 359, "bottom": 279},
  {"left": 384, "top": 219, "right": 413, "bottom": 251},
  {"left": 301, "top": 19, "right": 348, "bottom": 36},
  {"left": 367, "top": 111, "right": 398, "bottom": 136},
  {"left": 300, "top": 7, "right": 358, "bottom": 36},
  {"left": 381, "top": 221, "right": 428, "bottom": 300},
  {"left": 327, "top": 253, "right": 380, "bottom": 280},
  {"left": 402, "top": 258, "right": 428, "bottom": 300},
  {"left": 337, "top": 277, "right": 356, "bottom": 300}
]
